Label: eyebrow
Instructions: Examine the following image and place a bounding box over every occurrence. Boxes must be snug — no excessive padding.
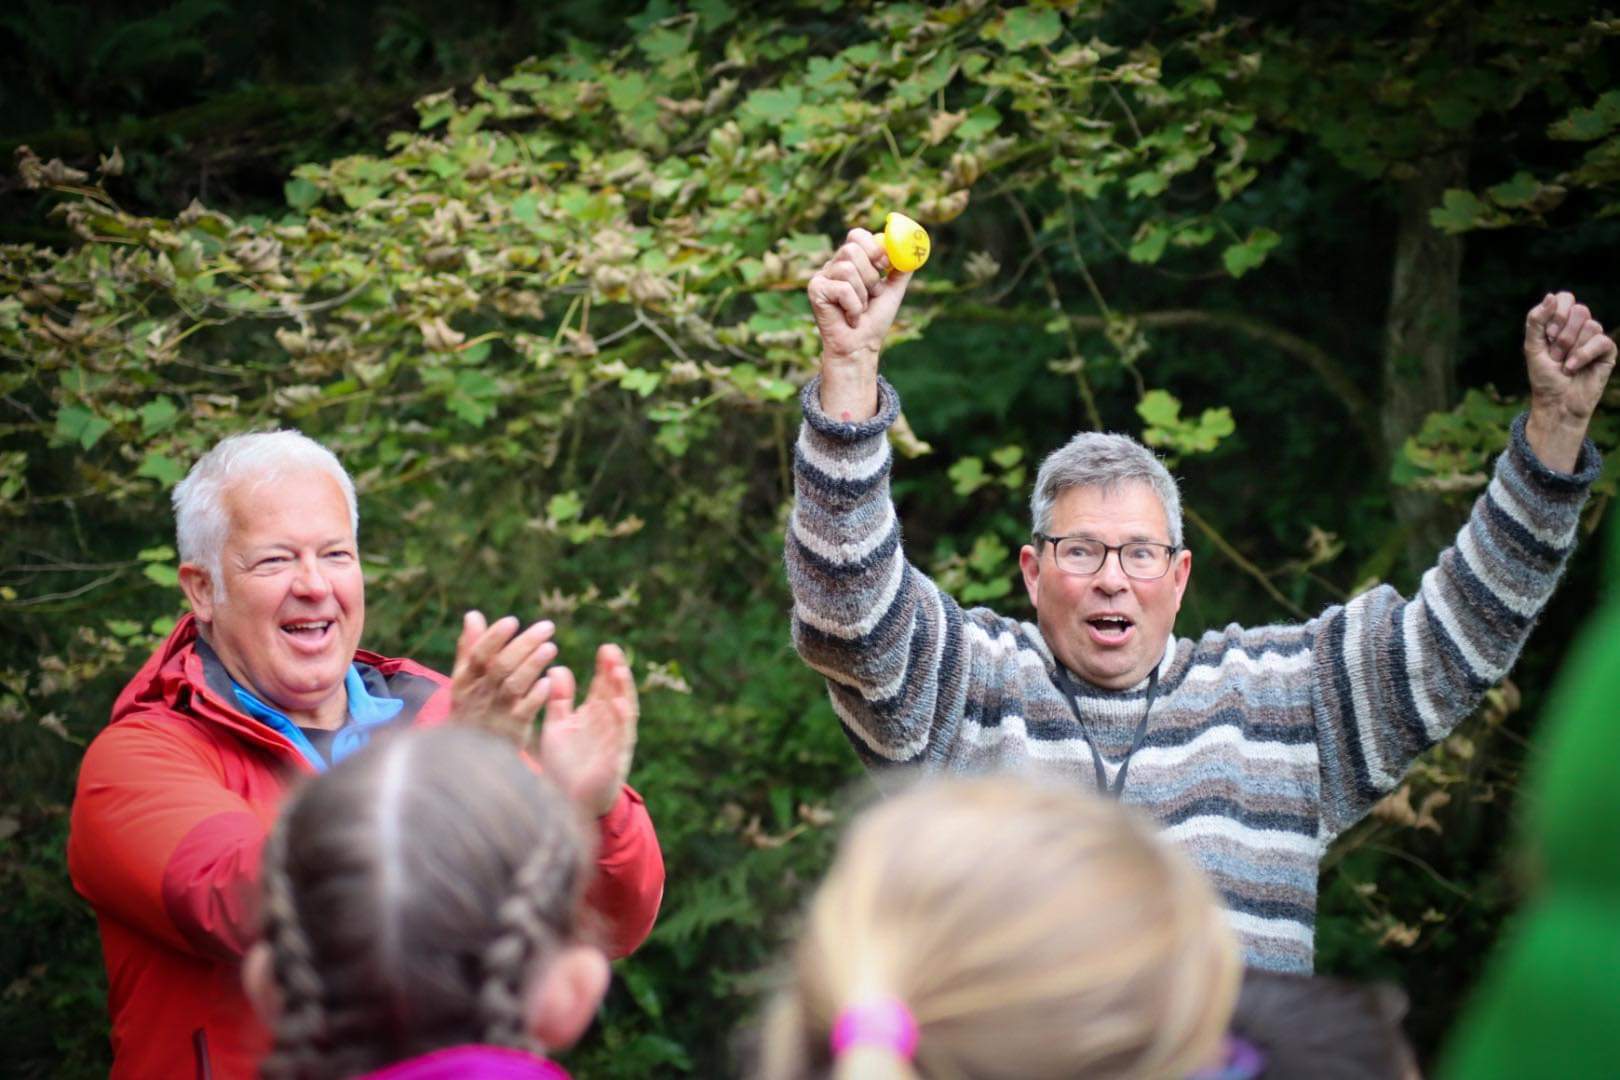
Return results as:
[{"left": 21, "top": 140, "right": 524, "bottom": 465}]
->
[
  {"left": 239, "top": 538, "right": 354, "bottom": 557},
  {"left": 1062, "top": 533, "right": 1166, "bottom": 544}
]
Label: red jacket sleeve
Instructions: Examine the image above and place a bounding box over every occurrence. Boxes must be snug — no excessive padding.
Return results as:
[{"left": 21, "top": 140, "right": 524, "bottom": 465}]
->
[
  {"left": 583, "top": 784, "right": 664, "bottom": 958},
  {"left": 67, "top": 715, "right": 273, "bottom": 961},
  {"left": 412, "top": 680, "right": 664, "bottom": 956}
]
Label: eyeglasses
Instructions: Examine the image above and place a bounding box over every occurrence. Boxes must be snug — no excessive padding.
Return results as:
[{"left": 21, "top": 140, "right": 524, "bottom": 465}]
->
[{"left": 1034, "top": 533, "right": 1179, "bottom": 580}]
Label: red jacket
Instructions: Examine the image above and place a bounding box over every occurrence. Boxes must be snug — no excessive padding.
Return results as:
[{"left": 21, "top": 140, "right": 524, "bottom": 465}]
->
[{"left": 68, "top": 615, "right": 663, "bottom": 1080}]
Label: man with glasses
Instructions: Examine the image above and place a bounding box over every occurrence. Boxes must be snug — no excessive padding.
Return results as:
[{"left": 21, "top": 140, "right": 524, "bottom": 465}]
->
[{"left": 788, "top": 227, "right": 1615, "bottom": 973}]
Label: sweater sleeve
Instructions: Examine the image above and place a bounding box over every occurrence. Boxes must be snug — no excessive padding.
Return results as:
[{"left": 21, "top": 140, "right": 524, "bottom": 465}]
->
[
  {"left": 785, "top": 376, "right": 976, "bottom": 766},
  {"left": 1309, "top": 412, "right": 1599, "bottom": 837}
]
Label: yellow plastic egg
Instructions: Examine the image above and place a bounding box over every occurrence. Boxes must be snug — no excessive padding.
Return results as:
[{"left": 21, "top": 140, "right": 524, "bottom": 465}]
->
[{"left": 883, "top": 212, "right": 931, "bottom": 273}]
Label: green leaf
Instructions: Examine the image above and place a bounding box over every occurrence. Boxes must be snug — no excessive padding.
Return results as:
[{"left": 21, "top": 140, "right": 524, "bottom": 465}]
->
[
  {"left": 138, "top": 545, "right": 176, "bottom": 562},
  {"left": 1429, "top": 189, "right": 1491, "bottom": 235},
  {"left": 758, "top": 376, "right": 796, "bottom": 402},
  {"left": 416, "top": 94, "right": 457, "bottom": 130},
  {"left": 339, "top": 185, "right": 382, "bottom": 210},
  {"left": 948, "top": 456, "right": 989, "bottom": 496},
  {"left": 105, "top": 619, "right": 144, "bottom": 639},
  {"left": 1221, "top": 227, "right": 1280, "bottom": 278},
  {"left": 143, "top": 563, "right": 180, "bottom": 587},
  {"left": 692, "top": 0, "right": 736, "bottom": 31},
  {"left": 1129, "top": 222, "right": 1170, "bottom": 264},
  {"left": 1137, "top": 391, "right": 1235, "bottom": 457},
  {"left": 1137, "top": 389, "right": 1183, "bottom": 430},
  {"left": 956, "top": 105, "right": 1002, "bottom": 141},
  {"left": 1487, "top": 171, "right": 1540, "bottom": 209},
  {"left": 607, "top": 72, "right": 651, "bottom": 114},
  {"left": 54, "top": 405, "right": 112, "bottom": 450},
  {"left": 447, "top": 104, "right": 492, "bottom": 136},
  {"left": 139, "top": 397, "right": 180, "bottom": 436},
  {"left": 1126, "top": 171, "right": 1169, "bottom": 199},
  {"left": 548, "top": 491, "right": 584, "bottom": 523},
  {"left": 968, "top": 532, "right": 1010, "bottom": 574},
  {"left": 618, "top": 964, "right": 665, "bottom": 1022},
  {"left": 756, "top": 34, "right": 808, "bottom": 62},
  {"left": 989, "top": 445, "right": 1024, "bottom": 469},
  {"left": 741, "top": 86, "right": 804, "bottom": 125},
  {"left": 961, "top": 576, "right": 1013, "bottom": 603},
  {"left": 1550, "top": 105, "right": 1615, "bottom": 143},
  {"left": 136, "top": 452, "right": 185, "bottom": 487},
  {"left": 284, "top": 178, "right": 321, "bottom": 211},
  {"left": 620, "top": 368, "right": 662, "bottom": 397},
  {"left": 1428, "top": 93, "right": 1481, "bottom": 132},
  {"left": 510, "top": 192, "right": 540, "bottom": 225},
  {"left": 994, "top": 6, "right": 1064, "bottom": 50}
]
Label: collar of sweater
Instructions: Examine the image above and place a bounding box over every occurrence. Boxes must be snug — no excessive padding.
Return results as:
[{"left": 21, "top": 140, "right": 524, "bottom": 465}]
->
[{"left": 1035, "top": 627, "right": 1176, "bottom": 726}]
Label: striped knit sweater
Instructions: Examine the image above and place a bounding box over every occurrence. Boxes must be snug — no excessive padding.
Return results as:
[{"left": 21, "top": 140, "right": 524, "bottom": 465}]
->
[{"left": 787, "top": 377, "right": 1599, "bottom": 972}]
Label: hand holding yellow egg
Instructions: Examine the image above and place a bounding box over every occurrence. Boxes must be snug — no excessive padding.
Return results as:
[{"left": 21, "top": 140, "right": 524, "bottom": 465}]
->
[{"left": 883, "top": 212, "right": 930, "bottom": 273}]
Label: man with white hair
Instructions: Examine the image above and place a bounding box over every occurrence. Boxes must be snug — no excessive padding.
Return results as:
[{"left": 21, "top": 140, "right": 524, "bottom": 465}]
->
[
  {"left": 68, "top": 430, "right": 663, "bottom": 1080},
  {"left": 788, "top": 228, "right": 1615, "bottom": 974}
]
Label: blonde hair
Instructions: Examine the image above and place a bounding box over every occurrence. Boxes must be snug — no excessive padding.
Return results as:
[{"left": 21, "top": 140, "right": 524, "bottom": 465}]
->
[
  {"left": 759, "top": 775, "right": 1240, "bottom": 1080},
  {"left": 257, "top": 727, "right": 595, "bottom": 1080}
]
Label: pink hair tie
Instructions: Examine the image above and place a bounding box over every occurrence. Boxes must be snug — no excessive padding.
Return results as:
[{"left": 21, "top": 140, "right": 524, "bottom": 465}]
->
[{"left": 830, "top": 996, "right": 919, "bottom": 1060}]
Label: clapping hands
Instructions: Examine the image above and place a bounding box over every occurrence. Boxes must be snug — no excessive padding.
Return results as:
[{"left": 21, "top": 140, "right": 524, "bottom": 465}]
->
[{"left": 448, "top": 612, "right": 638, "bottom": 817}]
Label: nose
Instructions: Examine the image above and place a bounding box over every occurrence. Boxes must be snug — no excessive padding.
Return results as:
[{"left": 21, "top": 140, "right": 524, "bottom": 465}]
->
[
  {"left": 1092, "top": 549, "right": 1131, "bottom": 593},
  {"left": 289, "top": 552, "right": 333, "bottom": 600}
]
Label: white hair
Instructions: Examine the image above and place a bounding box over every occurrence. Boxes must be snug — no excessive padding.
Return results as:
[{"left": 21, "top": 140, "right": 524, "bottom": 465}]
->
[
  {"left": 173, "top": 429, "right": 358, "bottom": 595},
  {"left": 1030, "top": 432, "right": 1184, "bottom": 547}
]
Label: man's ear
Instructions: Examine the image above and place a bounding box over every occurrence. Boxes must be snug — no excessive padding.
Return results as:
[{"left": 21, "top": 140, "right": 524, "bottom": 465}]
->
[
  {"left": 1170, "top": 547, "right": 1192, "bottom": 607},
  {"left": 526, "top": 944, "right": 610, "bottom": 1052},
  {"left": 1019, "top": 544, "right": 1042, "bottom": 609},
  {"left": 178, "top": 562, "right": 217, "bottom": 623},
  {"left": 242, "top": 942, "right": 281, "bottom": 1027}
]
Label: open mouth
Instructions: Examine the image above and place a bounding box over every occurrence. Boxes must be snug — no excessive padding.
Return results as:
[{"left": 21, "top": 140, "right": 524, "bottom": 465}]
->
[
  {"left": 1085, "top": 615, "right": 1134, "bottom": 644},
  {"left": 281, "top": 619, "right": 334, "bottom": 645}
]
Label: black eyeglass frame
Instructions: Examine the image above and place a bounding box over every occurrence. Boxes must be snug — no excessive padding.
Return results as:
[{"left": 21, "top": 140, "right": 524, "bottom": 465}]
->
[{"left": 1032, "top": 532, "right": 1181, "bottom": 581}]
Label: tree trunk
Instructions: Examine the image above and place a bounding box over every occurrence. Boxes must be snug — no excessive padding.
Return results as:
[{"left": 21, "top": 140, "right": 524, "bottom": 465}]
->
[{"left": 1383, "top": 146, "right": 1468, "bottom": 579}]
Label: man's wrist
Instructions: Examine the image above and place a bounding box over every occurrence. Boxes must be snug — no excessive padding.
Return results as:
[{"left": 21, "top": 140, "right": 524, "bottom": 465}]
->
[
  {"left": 591, "top": 785, "right": 624, "bottom": 820},
  {"left": 1525, "top": 404, "right": 1590, "bottom": 474},
  {"left": 819, "top": 357, "right": 880, "bottom": 422}
]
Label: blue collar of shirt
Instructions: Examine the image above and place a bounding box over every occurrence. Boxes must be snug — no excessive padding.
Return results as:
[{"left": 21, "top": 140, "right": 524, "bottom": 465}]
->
[{"left": 230, "top": 663, "right": 405, "bottom": 772}]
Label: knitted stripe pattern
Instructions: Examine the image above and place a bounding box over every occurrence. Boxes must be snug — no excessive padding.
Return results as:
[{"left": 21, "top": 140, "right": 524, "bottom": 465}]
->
[{"left": 786, "top": 377, "right": 1597, "bottom": 972}]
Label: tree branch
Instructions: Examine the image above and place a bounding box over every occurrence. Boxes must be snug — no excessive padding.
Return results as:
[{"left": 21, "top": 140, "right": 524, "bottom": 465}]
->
[
  {"left": 945, "top": 300, "right": 1382, "bottom": 460},
  {"left": 1184, "top": 505, "right": 1309, "bottom": 620}
]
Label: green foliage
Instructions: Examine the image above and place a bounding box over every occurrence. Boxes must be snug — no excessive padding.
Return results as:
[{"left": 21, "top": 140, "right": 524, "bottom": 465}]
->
[
  {"left": 1137, "top": 388, "right": 1235, "bottom": 460},
  {"left": 3, "top": 4, "right": 1274, "bottom": 1069}
]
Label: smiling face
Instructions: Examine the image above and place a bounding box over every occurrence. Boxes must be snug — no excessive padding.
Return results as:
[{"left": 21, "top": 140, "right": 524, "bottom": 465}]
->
[
  {"left": 1018, "top": 481, "right": 1191, "bottom": 690},
  {"left": 179, "top": 467, "right": 365, "bottom": 729}
]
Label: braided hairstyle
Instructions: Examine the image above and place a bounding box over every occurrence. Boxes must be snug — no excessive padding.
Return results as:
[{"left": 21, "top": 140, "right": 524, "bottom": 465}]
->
[
  {"left": 758, "top": 774, "right": 1241, "bottom": 1080},
  {"left": 257, "top": 727, "right": 594, "bottom": 1080}
]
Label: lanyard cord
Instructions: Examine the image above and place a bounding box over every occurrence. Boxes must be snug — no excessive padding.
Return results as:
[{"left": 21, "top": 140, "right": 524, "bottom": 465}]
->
[{"left": 1054, "top": 665, "right": 1160, "bottom": 800}]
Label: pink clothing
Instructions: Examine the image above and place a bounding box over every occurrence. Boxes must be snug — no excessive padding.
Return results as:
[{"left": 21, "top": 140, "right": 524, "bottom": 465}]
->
[{"left": 360, "top": 1045, "right": 571, "bottom": 1080}]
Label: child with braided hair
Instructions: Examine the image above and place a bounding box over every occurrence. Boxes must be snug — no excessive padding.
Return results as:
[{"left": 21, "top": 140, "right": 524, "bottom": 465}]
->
[
  {"left": 242, "top": 726, "right": 610, "bottom": 1079},
  {"left": 756, "top": 775, "right": 1241, "bottom": 1080}
]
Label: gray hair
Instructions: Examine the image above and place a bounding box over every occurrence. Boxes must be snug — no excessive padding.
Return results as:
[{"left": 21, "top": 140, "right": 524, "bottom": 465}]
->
[
  {"left": 172, "top": 429, "right": 358, "bottom": 592},
  {"left": 1030, "top": 432, "right": 1183, "bottom": 548},
  {"left": 259, "top": 727, "right": 594, "bottom": 1079}
]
